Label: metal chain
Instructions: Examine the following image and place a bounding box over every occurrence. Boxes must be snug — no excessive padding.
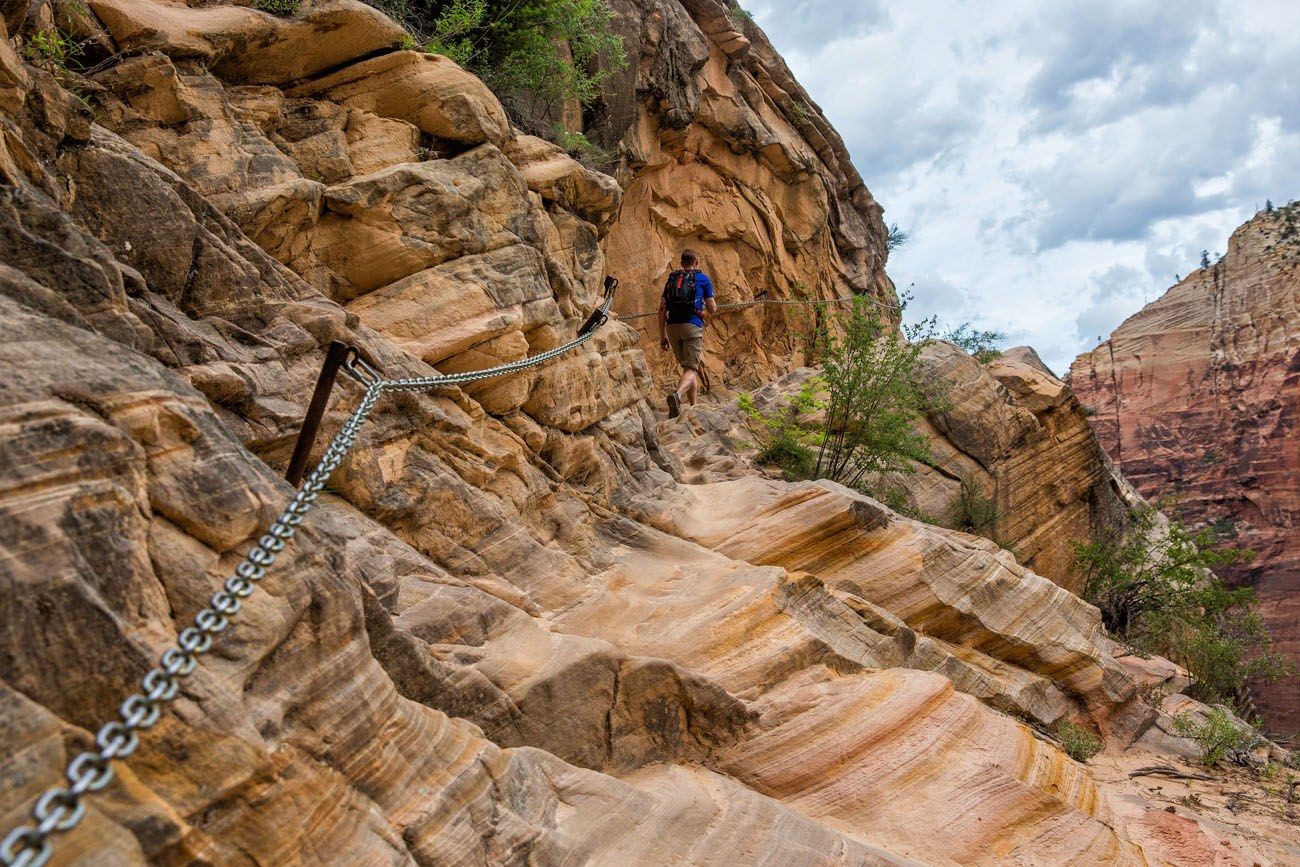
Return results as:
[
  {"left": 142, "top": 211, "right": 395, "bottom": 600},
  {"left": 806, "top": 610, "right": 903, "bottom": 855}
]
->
[
  {"left": 615, "top": 291, "right": 894, "bottom": 321},
  {"left": 0, "top": 287, "right": 619, "bottom": 867}
]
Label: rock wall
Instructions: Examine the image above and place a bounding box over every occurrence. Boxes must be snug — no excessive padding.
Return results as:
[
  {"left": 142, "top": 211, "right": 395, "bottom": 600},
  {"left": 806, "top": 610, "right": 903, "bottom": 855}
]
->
[
  {"left": 1068, "top": 205, "right": 1300, "bottom": 733},
  {"left": 672, "top": 344, "right": 1135, "bottom": 593},
  {"left": 597, "top": 0, "right": 895, "bottom": 392},
  {"left": 1, "top": 1, "right": 1294, "bottom": 864}
]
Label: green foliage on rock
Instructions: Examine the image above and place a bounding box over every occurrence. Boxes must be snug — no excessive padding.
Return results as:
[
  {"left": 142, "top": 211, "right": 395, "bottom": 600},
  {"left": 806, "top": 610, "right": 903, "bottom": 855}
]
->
[
  {"left": 952, "top": 476, "right": 1001, "bottom": 536},
  {"left": 1171, "top": 707, "right": 1263, "bottom": 767},
  {"left": 551, "top": 126, "right": 614, "bottom": 165},
  {"left": 253, "top": 0, "right": 301, "bottom": 16},
  {"left": 375, "top": 0, "right": 626, "bottom": 133},
  {"left": 940, "top": 322, "right": 1005, "bottom": 362},
  {"left": 21, "top": 27, "right": 81, "bottom": 73},
  {"left": 812, "top": 298, "right": 935, "bottom": 488},
  {"left": 737, "top": 296, "right": 937, "bottom": 495},
  {"left": 1056, "top": 720, "right": 1102, "bottom": 763},
  {"left": 1075, "top": 506, "right": 1293, "bottom": 708}
]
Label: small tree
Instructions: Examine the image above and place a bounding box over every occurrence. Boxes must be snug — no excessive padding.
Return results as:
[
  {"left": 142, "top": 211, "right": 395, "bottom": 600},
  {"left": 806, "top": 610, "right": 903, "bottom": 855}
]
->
[
  {"left": 941, "top": 322, "right": 1006, "bottom": 362},
  {"left": 1200, "top": 250, "right": 1211, "bottom": 269},
  {"left": 1265, "top": 199, "right": 1274, "bottom": 213},
  {"left": 811, "top": 298, "right": 934, "bottom": 488},
  {"left": 1075, "top": 507, "right": 1292, "bottom": 708},
  {"left": 952, "top": 476, "right": 1002, "bottom": 535}
]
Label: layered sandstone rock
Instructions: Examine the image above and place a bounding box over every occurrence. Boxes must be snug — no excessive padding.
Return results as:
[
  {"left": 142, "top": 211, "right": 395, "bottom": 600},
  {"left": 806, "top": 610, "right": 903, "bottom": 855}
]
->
[
  {"left": 597, "top": 0, "right": 896, "bottom": 392},
  {"left": 669, "top": 345, "right": 1134, "bottom": 592},
  {"left": 1068, "top": 206, "right": 1300, "bottom": 732},
  {"left": 1, "top": 2, "right": 1296, "bottom": 865}
]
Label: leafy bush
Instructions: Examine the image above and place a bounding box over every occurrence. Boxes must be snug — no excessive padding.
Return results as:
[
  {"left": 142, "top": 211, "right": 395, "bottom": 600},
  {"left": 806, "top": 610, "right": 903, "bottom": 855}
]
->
[
  {"left": 727, "top": 5, "right": 753, "bottom": 26},
  {"left": 383, "top": 0, "right": 626, "bottom": 134},
  {"left": 786, "top": 100, "right": 813, "bottom": 125},
  {"left": 941, "top": 322, "right": 1005, "bottom": 362},
  {"left": 421, "top": 0, "right": 483, "bottom": 66},
  {"left": 738, "top": 381, "right": 818, "bottom": 481},
  {"left": 1075, "top": 507, "right": 1293, "bottom": 708},
  {"left": 551, "top": 126, "right": 614, "bottom": 165},
  {"left": 736, "top": 295, "right": 939, "bottom": 493},
  {"left": 952, "top": 476, "right": 1001, "bottom": 536},
  {"left": 811, "top": 297, "right": 935, "bottom": 488},
  {"left": 1057, "top": 720, "right": 1102, "bottom": 762},
  {"left": 1171, "top": 708, "right": 1263, "bottom": 767}
]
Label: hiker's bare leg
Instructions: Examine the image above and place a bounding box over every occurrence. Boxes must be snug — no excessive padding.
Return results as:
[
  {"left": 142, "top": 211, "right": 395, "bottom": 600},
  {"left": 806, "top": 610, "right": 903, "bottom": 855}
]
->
[
  {"left": 684, "top": 369, "right": 699, "bottom": 405},
  {"left": 676, "top": 368, "right": 696, "bottom": 400}
]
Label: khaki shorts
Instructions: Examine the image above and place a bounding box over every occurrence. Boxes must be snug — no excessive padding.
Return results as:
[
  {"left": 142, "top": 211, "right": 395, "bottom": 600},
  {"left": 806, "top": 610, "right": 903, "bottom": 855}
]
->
[{"left": 667, "top": 323, "right": 704, "bottom": 370}]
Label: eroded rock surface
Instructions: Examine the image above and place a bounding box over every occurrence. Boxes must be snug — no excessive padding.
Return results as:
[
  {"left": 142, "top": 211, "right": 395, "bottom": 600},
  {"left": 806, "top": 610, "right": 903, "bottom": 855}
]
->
[
  {"left": 2, "top": 2, "right": 1297, "bottom": 865},
  {"left": 1069, "top": 206, "right": 1300, "bottom": 732},
  {"left": 598, "top": 0, "right": 896, "bottom": 393}
]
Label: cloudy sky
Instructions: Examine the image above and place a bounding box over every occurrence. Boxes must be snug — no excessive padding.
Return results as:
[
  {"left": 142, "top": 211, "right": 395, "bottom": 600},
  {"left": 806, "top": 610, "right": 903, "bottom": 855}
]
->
[{"left": 748, "top": 0, "right": 1300, "bottom": 374}]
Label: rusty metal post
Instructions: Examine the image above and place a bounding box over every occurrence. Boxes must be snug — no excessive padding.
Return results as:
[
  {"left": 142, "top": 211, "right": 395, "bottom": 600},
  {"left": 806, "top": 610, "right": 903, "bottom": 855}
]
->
[{"left": 286, "top": 340, "right": 352, "bottom": 486}]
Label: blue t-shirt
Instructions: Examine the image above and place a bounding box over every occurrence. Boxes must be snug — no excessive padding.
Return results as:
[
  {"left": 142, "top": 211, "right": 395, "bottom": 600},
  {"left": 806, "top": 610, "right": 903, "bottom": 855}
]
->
[{"left": 664, "top": 270, "right": 714, "bottom": 327}]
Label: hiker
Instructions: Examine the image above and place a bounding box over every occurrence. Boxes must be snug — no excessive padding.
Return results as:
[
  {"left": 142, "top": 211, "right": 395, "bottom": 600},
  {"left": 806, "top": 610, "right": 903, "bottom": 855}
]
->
[{"left": 658, "top": 249, "right": 716, "bottom": 418}]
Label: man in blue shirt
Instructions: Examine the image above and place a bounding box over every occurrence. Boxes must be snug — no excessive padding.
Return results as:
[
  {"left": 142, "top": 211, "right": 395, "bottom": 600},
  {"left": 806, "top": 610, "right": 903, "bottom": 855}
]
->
[{"left": 658, "top": 249, "right": 716, "bottom": 418}]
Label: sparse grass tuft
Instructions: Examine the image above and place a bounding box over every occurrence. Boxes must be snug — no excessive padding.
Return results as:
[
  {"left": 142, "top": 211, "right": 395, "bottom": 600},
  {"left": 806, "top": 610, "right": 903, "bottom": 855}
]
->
[{"left": 1057, "top": 720, "right": 1103, "bottom": 762}]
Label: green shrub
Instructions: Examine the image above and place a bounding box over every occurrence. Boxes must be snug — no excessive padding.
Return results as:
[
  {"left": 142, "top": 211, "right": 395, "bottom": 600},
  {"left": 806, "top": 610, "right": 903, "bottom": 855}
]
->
[
  {"left": 755, "top": 430, "right": 815, "bottom": 480},
  {"left": 1075, "top": 507, "right": 1292, "bottom": 708},
  {"left": 941, "top": 322, "right": 1005, "bottom": 362},
  {"left": 1171, "top": 708, "right": 1263, "bottom": 767},
  {"left": 810, "top": 297, "right": 935, "bottom": 488},
  {"left": 385, "top": 0, "right": 626, "bottom": 134},
  {"left": 21, "top": 28, "right": 81, "bottom": 73},
  {"left": 738, "top": 381, "right": 819, "bottom": 481},
  {"left": 1057, "top": 720, "right": 1103, "bottom": 762},
  {"left": 952, "top": 476, "right": 1001, "bottom": 536},
  {"left": 421, "top": 0, "right": 484, "bottom": 66},
  {"left": 785, "top": 100, "right": 814, "bottom": 126},
  {"left": 551, "top": 126, "right": 614, "bottom": 165},
  {"left": 735, "top": 294, "right": 943, "bottom": 497},
  {"left": 253, "top": 0, "right": 301, "bottom": 15},
  {"left": 727, "top": 5, "right": 753, "bottom": 26}
]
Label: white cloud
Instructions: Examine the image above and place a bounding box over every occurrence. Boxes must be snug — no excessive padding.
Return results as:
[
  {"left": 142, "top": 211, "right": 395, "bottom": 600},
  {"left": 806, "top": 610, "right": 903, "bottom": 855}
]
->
[{"left": 750, "top": 0, "right": 1300, "bottom": 373}]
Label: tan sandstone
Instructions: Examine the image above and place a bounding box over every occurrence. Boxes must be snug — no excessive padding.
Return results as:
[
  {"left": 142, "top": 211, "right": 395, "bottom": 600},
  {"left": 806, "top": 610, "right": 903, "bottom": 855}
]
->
[{"left": 1, "top": 1, "right": 1297, "bottom": 865}]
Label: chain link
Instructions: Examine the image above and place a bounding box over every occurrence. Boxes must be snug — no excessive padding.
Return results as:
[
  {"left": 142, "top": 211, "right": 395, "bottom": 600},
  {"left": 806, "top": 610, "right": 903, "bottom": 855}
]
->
[{"left": 0, "top": 286, "right": 620, "bottom": 867}]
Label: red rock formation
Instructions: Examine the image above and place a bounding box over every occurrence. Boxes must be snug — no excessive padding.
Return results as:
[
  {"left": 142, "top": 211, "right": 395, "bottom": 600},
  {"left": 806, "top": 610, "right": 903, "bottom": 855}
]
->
[{"left": 1068, "top": 205, "right": 1300, "bottom": 733}]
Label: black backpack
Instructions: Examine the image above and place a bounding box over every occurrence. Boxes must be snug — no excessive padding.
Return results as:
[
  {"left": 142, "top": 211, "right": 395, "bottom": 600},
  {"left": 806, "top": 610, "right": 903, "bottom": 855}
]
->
[{"left": 663, "top": 269, "right": 701, "bottom": 319}]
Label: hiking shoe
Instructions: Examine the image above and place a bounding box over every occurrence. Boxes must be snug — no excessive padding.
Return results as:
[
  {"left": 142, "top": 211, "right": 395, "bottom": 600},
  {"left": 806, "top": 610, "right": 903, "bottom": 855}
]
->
[{"left": 667, "top": 391, "right": 681, "bottom": 419}]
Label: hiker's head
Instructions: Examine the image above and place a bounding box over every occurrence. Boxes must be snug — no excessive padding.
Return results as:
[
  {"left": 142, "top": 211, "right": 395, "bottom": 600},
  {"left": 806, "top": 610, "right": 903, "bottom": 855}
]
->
[{"left": 680, "top": 249, "right": 698, "bottom": 269}]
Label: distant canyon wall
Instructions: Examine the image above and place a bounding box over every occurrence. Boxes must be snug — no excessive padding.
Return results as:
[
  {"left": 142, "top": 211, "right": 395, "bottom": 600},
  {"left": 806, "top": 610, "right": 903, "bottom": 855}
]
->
[{"left": 1069, "top": 205, "right": 1300, "bottom": 732}]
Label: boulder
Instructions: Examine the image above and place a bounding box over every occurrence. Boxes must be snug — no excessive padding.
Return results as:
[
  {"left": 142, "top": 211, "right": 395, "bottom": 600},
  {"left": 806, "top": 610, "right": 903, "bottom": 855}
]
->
[
  {"left": 288, "top": 50, "right": 510, "bottom": 145},
  {"left": 85, "top": 0, "right": 405, "bottom": 85},
  {"left": 503, "top": 134, "right": 623, "bottom": 231}
]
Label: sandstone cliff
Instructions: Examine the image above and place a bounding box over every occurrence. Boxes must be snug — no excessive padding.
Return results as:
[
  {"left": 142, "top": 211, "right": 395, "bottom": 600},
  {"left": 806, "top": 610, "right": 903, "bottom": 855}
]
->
[
  {"left": 598, "top": 0, "right": 896, "bottom": 390},
  {"left": 1069, "top": 205, "right": 1300, "bottom": 734},
  {"left": 0, "top": 1, "right": 1295, "bottom": 864}
]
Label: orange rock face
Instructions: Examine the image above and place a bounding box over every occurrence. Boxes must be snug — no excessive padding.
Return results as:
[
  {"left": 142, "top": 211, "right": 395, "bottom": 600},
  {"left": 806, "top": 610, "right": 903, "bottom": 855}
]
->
[
  {"left": 599, "top": 0, "right": 896, "bottom": 392},
  {"left": 1, "top": 2, "right": 1296, "bottom": 864},
  {"left": 1068, "top": 206, "right": 1300, "bottom": 732}
]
